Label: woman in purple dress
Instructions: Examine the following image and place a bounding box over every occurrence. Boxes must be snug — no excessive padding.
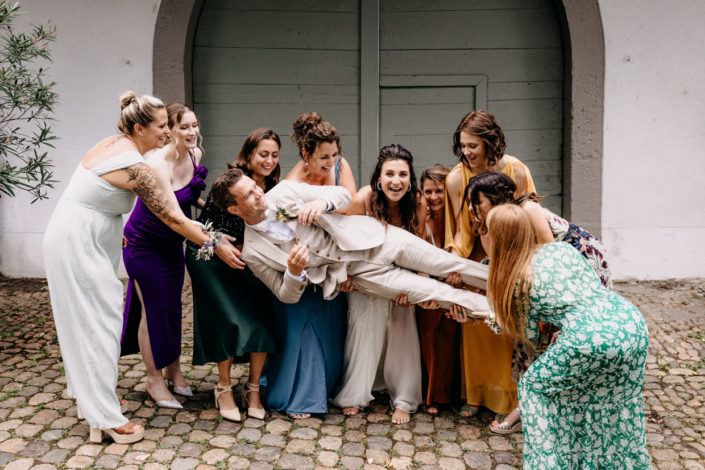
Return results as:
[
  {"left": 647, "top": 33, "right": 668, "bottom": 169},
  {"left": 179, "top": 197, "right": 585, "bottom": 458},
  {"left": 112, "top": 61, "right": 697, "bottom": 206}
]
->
[{"left": 121, "top": 103, "right": 211, "bottom": 408}]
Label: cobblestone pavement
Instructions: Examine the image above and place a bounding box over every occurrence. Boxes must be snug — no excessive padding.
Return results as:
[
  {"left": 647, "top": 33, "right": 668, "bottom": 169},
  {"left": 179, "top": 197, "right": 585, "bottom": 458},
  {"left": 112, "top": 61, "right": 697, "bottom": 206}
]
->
[{"left": 0, "top": 276, "right": 703, "bottom": 470}]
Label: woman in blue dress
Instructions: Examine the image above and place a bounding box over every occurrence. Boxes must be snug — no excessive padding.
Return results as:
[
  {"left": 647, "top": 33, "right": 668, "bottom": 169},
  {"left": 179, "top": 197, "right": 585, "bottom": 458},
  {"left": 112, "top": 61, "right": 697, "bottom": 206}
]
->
[{"left": 262, "top": 112, "right": 356, "bottom": 418}]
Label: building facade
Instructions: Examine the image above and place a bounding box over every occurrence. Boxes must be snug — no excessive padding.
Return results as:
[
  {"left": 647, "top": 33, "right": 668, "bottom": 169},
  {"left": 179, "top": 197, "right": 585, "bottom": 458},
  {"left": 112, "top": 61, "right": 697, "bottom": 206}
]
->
[{"left": 0, "top": 0, "right": 703, "bottom": 280}]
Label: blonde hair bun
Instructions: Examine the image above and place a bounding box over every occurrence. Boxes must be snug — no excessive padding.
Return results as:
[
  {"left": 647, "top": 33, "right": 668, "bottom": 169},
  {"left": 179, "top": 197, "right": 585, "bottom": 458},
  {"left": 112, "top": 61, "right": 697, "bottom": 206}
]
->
[
  {"left": 117, "top": 92, "right": 165, "bottom": 135},
  {"left": 119, "top": 91, "right": 137, "bottom": 110}
]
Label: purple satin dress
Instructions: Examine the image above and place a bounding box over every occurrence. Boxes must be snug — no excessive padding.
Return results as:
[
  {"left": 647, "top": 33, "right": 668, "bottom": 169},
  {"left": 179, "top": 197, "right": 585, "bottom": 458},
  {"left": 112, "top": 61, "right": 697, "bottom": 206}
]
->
[{"left": 120, "top": 153, "right": 207, "bottom": 369}]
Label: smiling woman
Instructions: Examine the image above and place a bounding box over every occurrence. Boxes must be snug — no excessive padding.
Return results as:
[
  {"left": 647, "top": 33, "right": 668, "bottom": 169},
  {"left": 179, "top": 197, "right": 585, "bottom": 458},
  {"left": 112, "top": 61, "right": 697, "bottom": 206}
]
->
[
  {"left": 284, "top": 112, "right": 357, "bottom": 202},
  {"left": 42, "top": 91, "right": 241, "bottom": 445},
  {"left": 186, "top": 127, "right": 282, "bottom": 423},
  {"left": 443, "top": 110, "right": 537, "bottom": 420},
  {"left": 332, "top": 144, "right": 426, "bottom": 425},
  {"left": 120, "top": 102, "right": 210, "bottom": 410}
]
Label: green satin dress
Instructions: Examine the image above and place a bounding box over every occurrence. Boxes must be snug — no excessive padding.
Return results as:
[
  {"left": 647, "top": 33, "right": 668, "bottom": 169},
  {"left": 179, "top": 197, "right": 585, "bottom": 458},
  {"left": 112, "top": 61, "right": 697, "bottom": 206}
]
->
[{"left": 186, "top": 192, "right": 277, "bottom": 365}]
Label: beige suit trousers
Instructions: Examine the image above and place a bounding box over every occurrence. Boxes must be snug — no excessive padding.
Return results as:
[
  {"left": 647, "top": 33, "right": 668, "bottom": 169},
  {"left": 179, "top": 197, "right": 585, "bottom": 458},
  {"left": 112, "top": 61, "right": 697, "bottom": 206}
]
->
[{"left": 347, "top": 224, "right": 491, "bottom": 312}]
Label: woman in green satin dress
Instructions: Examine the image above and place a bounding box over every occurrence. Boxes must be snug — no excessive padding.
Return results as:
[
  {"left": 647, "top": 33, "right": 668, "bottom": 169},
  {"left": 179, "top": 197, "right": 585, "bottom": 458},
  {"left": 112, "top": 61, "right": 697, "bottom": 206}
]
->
[{"left": 186, "top": 128, "right": 281, "bottom": 421}]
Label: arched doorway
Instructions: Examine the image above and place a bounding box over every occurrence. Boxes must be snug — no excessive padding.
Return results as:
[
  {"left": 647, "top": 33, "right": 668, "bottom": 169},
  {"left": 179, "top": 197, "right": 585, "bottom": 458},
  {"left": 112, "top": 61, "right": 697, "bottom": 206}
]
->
[{"left": 154, "top": 0, "right": 604, "bottom": 235}]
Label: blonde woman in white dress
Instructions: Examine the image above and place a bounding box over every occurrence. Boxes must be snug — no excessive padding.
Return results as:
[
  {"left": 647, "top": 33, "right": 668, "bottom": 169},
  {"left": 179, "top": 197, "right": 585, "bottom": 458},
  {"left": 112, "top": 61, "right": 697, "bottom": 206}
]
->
[
  {"left": 43, "top": 92, "right": 243, "bottom": 444},
  {"left": 331, "top": 144, "right": 427, "bottom": 425}
]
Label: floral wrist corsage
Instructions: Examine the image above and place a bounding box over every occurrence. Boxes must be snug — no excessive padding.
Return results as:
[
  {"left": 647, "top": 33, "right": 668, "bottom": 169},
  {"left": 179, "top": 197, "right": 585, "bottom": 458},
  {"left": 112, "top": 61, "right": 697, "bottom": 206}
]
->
[{"left": 194, "top": 220, "right": 223, "bottom": 261}]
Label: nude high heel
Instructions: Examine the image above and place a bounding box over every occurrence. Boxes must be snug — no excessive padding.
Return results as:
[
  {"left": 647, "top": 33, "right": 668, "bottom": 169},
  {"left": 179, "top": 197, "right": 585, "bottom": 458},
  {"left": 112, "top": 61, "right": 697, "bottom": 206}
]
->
[
  {"left": 243, "top": 382, "right": 266, "bottom": 420},
  {"left": 215, "top": 384, "right": 241, "bottom": 422},
  {"left": 90, "top": 424, "right": 144, "bottom": 444}
]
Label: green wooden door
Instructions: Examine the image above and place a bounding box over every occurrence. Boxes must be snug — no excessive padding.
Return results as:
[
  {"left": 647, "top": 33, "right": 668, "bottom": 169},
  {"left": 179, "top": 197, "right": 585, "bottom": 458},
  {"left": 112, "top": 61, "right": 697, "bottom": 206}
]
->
[
  {"left": 193, "top": 0, "right": 362, "bottom": 185},
  {"left": 378, "top": 0, "right": 564, "bottom": 213},
  {"left": 193, "top": 0, "right": 563, "bottom": 213}
]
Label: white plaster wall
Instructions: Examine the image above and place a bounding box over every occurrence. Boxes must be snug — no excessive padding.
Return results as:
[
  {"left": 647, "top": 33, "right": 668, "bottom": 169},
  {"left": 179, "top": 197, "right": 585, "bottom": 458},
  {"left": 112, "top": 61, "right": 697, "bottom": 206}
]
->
[
  {"left": 0, "top": 0, "right": 161, "bottom": 277},
  {"left": 599, "top": 0, "right": 705, "bottom": 280}
]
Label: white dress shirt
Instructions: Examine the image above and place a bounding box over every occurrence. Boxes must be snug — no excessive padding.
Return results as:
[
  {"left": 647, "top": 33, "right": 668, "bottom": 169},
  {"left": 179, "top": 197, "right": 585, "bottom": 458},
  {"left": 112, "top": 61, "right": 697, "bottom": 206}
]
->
[{"left": 247, "top": 199, "right": 335, "bottom": 282}]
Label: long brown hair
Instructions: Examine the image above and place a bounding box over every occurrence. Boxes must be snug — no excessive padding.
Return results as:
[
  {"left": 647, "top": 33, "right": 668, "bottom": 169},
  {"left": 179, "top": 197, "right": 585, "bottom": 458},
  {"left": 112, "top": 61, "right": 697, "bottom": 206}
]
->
[
  {"left": 369, "top": 144, "right": 422, "bottom": 236},
  {"left": 229, "top": 127, "right": 281, "bottom": 189},
  {"left": 486, "top": 204, "right": 539, "bottom": 344},
  {"left": 452, "top": 110, "right": 506, "bottom": 168},
  {"left": 465, "top": 172, "right": 543, "bottom": 235}
]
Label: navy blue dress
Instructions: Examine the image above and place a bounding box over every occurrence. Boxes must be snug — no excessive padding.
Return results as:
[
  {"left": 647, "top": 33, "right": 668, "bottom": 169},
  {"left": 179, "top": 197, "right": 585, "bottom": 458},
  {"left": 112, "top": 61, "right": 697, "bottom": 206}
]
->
[{"left": 261, "top": 157, "right": 347, "bottom": 414}]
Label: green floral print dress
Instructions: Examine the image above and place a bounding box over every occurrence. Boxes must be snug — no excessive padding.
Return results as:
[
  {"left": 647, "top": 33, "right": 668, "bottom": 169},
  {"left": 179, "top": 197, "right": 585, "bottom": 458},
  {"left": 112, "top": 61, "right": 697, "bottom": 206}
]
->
[{"left": 518, "top": 242, "right": 650, "bottom": 469}]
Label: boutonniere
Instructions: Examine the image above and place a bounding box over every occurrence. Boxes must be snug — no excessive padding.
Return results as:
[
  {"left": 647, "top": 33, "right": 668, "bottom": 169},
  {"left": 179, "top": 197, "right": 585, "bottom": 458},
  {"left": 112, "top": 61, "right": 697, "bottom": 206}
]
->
[{"left": 276, "top": 206, "right": 291, "bottom": 220}]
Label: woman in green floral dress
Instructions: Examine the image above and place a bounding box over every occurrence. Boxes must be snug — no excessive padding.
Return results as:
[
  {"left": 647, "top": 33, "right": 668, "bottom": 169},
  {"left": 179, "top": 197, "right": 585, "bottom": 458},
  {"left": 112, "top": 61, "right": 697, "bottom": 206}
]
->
[{"left": 469, "top": 205, "right": 650, "bottom": 469}]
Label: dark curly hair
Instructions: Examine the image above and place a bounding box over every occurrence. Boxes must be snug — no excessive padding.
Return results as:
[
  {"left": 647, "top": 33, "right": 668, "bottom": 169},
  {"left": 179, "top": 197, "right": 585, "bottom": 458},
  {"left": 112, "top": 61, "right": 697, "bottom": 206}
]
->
[
  {"left": 465, "top": 172, "right": 542, "bottom": 235},
  {"left": 369, "top": 144, "right": 422, "bottom": 237},
  {"left": 452, "top": 110, "right": 507, "bottom": 168},
  {"left": 291, "top": 112, "right": 341, "bottom": 159}
]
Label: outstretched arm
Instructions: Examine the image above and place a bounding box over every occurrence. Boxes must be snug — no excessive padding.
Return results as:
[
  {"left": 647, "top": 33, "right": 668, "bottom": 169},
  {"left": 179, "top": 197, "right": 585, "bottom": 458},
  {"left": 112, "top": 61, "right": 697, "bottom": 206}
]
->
[
  {"left": 104, "top": 163, "right": 245, "bottom": 269},
  {"left": 267, "top": 180, "right": 352, "bottom": 217}
]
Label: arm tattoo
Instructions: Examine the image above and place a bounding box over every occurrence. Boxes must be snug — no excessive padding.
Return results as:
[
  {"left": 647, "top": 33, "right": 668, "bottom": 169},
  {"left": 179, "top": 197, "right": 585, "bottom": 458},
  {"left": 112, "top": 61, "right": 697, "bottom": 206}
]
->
[
  {"left": 106, "top": 136, "right": 125, "bottom": 148},
  {"left": 124, "top": 163, "right": 184, "bottom": 226}
]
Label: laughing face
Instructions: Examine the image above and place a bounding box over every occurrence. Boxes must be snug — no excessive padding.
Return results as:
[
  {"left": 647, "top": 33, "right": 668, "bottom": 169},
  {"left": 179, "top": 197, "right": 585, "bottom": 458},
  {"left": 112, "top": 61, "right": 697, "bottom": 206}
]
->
[
  {"left": 227, "top": 175, "right": 268, "bottom": 222},
  {"left": 459, "top": 131, "right": 488, "bottom": 171},
  {"left": 250, "top": 138, "right": 280, "bottom": 180},
  {"left": 172, "top": 111, "right": 199, "bottom": 151},
  {"left": 141, "top": 108, "right": 170, "bottom": 150},
  {"left": 422, "top": 179, "right": 445, "bottom": 213},
  {"left": 378, "top": 159, "right": 411, "bottom": 203},
  {"left": 305, "top": 141, "right": 339, "bottom": 179}
]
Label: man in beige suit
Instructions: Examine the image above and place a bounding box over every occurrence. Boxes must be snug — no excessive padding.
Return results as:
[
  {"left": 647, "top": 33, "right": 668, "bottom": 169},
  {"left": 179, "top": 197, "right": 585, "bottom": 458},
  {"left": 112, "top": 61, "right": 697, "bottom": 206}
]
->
[{"left": 210, "top": 168, "right": 490, "bottom": 312}]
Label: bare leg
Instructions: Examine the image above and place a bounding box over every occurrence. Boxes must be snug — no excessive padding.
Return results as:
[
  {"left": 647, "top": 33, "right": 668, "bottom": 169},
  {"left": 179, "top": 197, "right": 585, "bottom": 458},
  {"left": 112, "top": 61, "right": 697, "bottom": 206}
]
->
[
  {"left": 163, "top": 358, "right": 188, "bottom": 389},
  {"left": 216, "top": 358, "right": 237, "bottom": 411},
  {"left": 134, "top": 281, "right": 174, "bottom": 403},
  {"left": 247, "top": 353, "right": 266, "bottom": 410}
]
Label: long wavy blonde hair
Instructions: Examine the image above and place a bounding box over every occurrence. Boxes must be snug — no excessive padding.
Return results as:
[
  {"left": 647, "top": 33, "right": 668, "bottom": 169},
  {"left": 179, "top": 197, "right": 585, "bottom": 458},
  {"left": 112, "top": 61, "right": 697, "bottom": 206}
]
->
[{"left": 486, "top": 204, "right": 540, "bottom": 344}]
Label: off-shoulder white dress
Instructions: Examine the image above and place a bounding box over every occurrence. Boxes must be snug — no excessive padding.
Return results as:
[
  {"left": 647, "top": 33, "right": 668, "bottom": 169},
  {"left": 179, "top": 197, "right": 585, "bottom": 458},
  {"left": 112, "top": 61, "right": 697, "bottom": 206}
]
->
[{"left": 44, "top": 151, "right": 143, "bottom": 429}]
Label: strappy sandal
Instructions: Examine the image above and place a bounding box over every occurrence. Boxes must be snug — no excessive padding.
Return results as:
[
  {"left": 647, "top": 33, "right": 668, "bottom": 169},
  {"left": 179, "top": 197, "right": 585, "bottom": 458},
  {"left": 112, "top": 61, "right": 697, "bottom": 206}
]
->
[
  {"left": 243, "top": 382, "right": 266, "bottom": 420},
  {"left": 458, "top": 404, "right": 479, "bottom": 417},
  {"left": 422, "top": 404, "right": 439, "bottom": 416},
  {"left": 489, "top": 407, "right": 522, "bottom": 435},
  {"left": 488, "top": 419, "right": 522, "bottom": 435},
  {"left": 90, "top": 422, "right": 144, "bottom": 444},
  {"left": 215, "top": 384, "right": 241, "bottom": 422}
]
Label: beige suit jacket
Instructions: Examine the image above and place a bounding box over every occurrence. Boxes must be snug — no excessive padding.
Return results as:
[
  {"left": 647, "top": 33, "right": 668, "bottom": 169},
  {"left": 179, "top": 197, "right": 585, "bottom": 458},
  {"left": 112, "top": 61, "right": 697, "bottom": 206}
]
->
[{"left": 243, "top": 180, "right": 387, "bottom": 303}]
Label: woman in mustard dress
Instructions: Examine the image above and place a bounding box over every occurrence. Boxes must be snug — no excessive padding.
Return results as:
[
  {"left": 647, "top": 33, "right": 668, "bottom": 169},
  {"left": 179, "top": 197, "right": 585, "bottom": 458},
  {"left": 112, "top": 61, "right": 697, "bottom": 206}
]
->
[{"left": 443, "top": 110, "right": 536, "bottom": 417}]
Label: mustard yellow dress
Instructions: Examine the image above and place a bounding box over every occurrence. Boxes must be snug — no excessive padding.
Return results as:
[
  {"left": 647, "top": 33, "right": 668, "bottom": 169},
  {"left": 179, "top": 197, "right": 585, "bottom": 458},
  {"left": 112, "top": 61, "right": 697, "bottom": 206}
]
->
[{"left": 443, "top": 156, "right": 535, "bottom": 414}]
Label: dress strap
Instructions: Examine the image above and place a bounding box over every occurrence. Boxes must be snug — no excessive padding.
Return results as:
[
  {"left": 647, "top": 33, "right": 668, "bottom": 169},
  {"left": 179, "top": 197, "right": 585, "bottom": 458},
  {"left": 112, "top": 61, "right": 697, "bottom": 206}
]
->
[
  {"left": 90, "top": 151, "right": 144, "bottom": 176},
  {"left": 426, "top": 223, "right": 436, "bottom": 246},
  {"left": 334, "top": 155, "right": 341, "bottom": 186},
  {"left": 188, "top": 149, "right": 197, "bottom": 168}
]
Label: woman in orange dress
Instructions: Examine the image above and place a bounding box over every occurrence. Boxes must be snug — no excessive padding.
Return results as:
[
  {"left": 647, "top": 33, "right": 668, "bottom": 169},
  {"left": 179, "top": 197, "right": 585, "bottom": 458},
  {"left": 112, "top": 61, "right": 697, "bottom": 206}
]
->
[
  {"left": 443, "top": 110, "right": 535, "bottom": 417},
  {"left": 416, "top": 164, "right": 461, "bottom": 415}
]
